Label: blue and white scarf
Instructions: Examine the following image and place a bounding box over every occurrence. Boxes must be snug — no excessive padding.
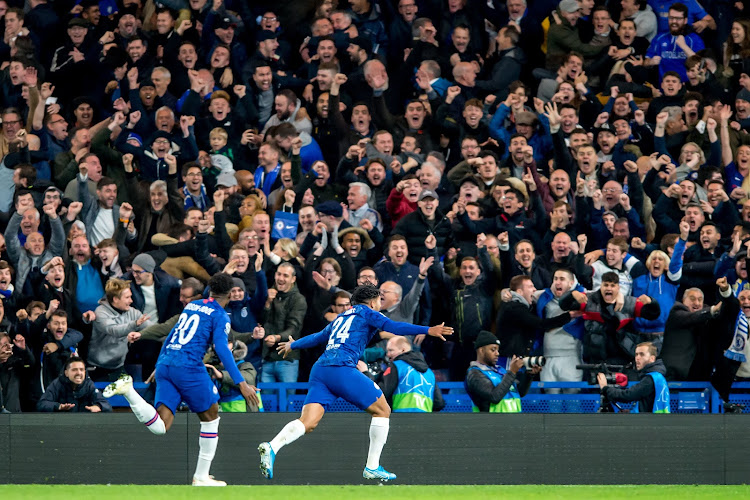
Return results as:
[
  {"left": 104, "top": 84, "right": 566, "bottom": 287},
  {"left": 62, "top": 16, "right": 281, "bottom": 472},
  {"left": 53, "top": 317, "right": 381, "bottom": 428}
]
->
[
  {"left": 725, "top": 311, "right": 748, "bottom": 362},
  {"left": 254, "top": 162, "right": 281, "bottom": 197},
  {"left": 183, "top": 184, "right": 208, "bottom": 211}
]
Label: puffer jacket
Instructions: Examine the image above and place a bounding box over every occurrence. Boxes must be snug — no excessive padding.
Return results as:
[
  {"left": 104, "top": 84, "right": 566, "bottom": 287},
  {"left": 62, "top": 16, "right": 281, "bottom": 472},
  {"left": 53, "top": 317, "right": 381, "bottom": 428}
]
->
[
  {"left": 393, "top": 208, "right": 454, "bottom": 265},
  {"left": 560, "top": 291, "right": 661, "bottom": 364}
]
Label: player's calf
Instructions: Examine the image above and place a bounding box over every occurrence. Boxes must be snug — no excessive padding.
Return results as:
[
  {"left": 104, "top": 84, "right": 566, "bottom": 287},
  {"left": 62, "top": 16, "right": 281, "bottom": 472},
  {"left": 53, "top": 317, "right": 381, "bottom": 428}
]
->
[{"left": 104, "top": 374, "right": 166, "bottom": 435}]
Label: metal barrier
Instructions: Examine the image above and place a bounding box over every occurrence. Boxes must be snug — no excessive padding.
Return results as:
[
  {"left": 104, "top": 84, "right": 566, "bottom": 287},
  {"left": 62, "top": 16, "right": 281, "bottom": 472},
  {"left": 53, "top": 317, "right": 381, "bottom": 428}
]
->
[{"left": 95, "top": 380, "right": 750, "bottom": 413}]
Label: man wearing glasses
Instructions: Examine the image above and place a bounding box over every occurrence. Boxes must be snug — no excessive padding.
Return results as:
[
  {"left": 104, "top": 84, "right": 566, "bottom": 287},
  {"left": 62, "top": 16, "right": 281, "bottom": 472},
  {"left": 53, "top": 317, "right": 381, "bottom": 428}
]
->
[
  {"left": 643, "top": 3, "right": 705, "bottom": 82},
  {"left": 650, "top": 0, "right": 715, "bottom": 35}
]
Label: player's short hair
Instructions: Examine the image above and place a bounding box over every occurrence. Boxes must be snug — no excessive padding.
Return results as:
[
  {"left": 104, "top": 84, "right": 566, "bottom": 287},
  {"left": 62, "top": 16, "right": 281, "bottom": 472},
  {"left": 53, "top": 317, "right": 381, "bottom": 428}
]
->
[
  {"left": 351, "top": 284, "right": 381, "bottom": 305},
  {"left": 208, "top": 273, "right": 234, "bottom": 297}
]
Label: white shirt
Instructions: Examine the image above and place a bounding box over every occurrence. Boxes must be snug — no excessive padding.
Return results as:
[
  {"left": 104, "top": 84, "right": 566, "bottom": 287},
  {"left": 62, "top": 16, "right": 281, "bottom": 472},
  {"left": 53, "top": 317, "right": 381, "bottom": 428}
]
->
[
  {"left": 141, "top": 284, "right": 158, "bottom": 320},
  {"left": 90, "top": 208, "right": 115, "bottom": 246}
]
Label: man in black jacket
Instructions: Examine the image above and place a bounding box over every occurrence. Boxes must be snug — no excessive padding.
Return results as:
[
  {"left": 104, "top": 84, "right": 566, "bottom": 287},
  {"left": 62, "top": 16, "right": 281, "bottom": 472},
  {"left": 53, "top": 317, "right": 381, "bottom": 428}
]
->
[
  {"left": 36, "top": 356, "right": 111, "bottom": 412},
  {"left": 465, "top": 330, "right": 540, "bottom": 412},
  {"left": 496, "top": 275, "right": 576, "bottom": 369},
  {"left": 598, "top": 342, "right": 670, "bottom": 413},
  {"left": 0, "top": 331, "right": 34, "bottom": 413},
  {"left": 377, "top": 336, "right": 444, "bottom": 412},
  {"left": 661, "top": 285, "right": 724, "bottom": 380}
]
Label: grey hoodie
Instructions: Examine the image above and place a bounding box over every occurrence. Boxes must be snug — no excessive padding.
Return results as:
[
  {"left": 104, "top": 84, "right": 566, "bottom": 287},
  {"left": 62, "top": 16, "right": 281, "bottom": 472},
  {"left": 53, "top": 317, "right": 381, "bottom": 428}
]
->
[{"left": 88, "top": 297, "right": 155, "bottom": 370}]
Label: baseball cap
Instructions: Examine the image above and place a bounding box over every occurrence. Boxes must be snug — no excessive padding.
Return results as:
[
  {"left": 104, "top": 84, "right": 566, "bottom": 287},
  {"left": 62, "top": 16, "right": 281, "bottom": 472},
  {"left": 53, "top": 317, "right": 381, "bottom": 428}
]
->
[{"left": 418, "top": 189, "right": 438, "bottom": 201}]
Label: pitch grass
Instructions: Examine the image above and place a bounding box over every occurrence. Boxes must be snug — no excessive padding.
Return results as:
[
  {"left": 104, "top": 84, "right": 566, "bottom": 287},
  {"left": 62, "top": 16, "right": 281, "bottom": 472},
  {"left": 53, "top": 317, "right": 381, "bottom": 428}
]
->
[{"left": 0, "top": 485, "right": 748, "bottom": 499}]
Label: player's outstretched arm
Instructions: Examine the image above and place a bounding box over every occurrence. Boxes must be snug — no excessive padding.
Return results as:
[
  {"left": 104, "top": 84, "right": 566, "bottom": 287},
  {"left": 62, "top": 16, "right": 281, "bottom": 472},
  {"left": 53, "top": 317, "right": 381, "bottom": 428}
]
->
[
  {"left": 277, "top": 335, "right": 295, "bottom": 359},
  {"left": 281, "top": 322, "right": 334, "bottom": 353},
  {"left": 426, "top": 322, "right": 454, "bottom": 341},
  {"left": 379, "top": 315, "right": 434, "bottom": 338}
]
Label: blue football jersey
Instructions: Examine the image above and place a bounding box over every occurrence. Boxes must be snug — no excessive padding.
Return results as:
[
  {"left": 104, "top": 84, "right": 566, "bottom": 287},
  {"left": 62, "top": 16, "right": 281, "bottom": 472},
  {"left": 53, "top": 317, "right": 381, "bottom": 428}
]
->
[
  {"left": 292, "top": 304, "right": 429, "bottom": 367},
  {"left": 158, "top": 298, "right": 243, "bottom": 383}
]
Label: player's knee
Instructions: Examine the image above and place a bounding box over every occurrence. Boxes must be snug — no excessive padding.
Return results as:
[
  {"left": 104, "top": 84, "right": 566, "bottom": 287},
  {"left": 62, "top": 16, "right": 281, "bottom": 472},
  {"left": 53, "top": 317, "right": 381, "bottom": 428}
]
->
[
  {"left": 304, "top": 421, "right": 318, "bottom": 433},
  {"left": 376, "top": 407, "right": 391, "bottom": 419}
]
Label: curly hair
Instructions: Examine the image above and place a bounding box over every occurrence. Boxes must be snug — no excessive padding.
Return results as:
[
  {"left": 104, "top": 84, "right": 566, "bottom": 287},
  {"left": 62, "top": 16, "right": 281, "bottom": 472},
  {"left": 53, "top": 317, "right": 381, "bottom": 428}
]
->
[
  {"left": 351, "top": 284, "right": 380, "bottom": 305},
  {"left": 208, "top": 272, "right": 235, "bottom": 297}
]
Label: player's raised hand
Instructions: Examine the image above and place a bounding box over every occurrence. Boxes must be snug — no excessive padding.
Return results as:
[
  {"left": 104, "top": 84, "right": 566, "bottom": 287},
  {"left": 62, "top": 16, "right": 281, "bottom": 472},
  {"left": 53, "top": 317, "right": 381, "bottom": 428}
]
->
[
  {"left": 427, "top": 322, "right": 453, "bottom": 341},
  {"left": 277, "top": 335, "right": 295, "bottom": 358}
]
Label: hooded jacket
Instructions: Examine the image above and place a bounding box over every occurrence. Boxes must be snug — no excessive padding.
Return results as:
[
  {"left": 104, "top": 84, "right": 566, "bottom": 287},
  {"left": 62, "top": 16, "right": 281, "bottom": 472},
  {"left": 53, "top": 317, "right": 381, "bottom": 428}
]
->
[
  {"left": 88, "top": 297, "right": 155, "bottom": 370},
  {"left": 208, "top": 340, "right": 260, "bottom": 412},
  {"left": 601, "top": 359, "right": 668, "bottom": 412},
  {"left": 379, "top": 350, "right": 445, "bottom": 412}
]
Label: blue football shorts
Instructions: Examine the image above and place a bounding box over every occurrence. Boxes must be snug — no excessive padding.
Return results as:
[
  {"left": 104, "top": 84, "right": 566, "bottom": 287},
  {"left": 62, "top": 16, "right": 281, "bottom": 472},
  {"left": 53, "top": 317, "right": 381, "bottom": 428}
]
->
[
  {"left": 154, "top": 364, "right": 219, "bottom": 414},
  {"left": 304, "top": 364, "right": 383, "bottom": 411}
]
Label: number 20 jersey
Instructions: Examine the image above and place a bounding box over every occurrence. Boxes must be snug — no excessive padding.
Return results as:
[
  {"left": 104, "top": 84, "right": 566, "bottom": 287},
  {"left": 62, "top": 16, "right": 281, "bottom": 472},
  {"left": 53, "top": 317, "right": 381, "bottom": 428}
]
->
[{"left": 157, "top": 298, "right": 231, "bottom": 371}]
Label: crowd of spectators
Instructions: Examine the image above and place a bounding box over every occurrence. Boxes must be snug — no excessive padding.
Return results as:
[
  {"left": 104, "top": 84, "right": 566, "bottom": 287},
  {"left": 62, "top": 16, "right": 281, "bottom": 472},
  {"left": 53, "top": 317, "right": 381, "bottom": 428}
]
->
[{"left": 2, "top": 0, "right": 750, "bottom": 414}]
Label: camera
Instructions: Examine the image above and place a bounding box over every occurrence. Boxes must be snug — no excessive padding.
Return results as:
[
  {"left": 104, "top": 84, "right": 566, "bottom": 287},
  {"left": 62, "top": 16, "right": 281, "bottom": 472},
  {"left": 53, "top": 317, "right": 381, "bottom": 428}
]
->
[
  {"left": 523, "top": 356, "right": 545, "bottom": 369},
  {"left": 576, "top": 362, "right": 628, "bottom": 386}
]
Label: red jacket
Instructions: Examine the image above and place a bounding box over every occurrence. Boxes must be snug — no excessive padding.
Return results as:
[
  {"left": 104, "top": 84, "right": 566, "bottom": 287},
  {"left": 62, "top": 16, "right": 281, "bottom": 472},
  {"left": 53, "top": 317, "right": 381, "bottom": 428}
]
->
[{"left": 386, "top": 188, "right": 417, "bottom": 225}]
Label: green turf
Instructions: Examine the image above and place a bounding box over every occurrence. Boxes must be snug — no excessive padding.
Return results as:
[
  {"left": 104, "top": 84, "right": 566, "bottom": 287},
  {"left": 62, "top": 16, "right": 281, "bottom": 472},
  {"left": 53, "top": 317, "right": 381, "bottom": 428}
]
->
[{"left": 0, "top": 485, "right": 748, "bottom": 500}]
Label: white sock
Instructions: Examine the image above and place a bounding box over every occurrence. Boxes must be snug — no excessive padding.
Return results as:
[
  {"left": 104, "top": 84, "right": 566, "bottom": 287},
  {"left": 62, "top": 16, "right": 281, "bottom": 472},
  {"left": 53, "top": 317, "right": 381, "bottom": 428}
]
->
[
  {"left": 195, "top": 417, "right": 220, "bottom": 480},
  {"left": 124, "top": 386, "right": 166, "bottom": 435},
  {"left": 269, "top": 419, "right": 306, "bottom": 454},
  {"left": 366, "top": 417, "right": 390, "bottom": 469}
]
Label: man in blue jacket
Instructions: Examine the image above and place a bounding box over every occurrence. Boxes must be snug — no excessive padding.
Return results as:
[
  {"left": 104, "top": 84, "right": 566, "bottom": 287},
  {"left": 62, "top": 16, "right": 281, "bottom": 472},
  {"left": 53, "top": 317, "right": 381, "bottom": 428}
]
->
[{"left": 37, "top": 356, "right": 112, "bottom": 412}]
